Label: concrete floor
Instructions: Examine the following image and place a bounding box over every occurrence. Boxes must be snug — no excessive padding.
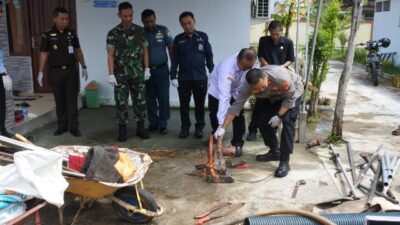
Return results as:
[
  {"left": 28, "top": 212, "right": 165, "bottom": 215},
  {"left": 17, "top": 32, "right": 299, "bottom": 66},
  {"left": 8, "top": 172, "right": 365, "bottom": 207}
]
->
[{"left": 22, "top": 61, "right": 400, "bottom": 225}]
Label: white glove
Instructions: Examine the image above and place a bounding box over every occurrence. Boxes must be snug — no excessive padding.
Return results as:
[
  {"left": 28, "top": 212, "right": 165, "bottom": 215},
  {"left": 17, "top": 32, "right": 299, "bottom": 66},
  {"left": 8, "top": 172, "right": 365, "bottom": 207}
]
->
[
  {"left": 268, "top": 115, "right": 282, "bottom": 128},
  {"left": 108, "top": 75, "right": 118, "bottom": 86},
  {"left": 171, "top": 79, "right": 179, "bottom": 88},
  {"left": 37, "top": 72, "right": 43, "bottom": 87},
  {"left": 82, "top": 68, "right": 88, "bottom": 81},
  {"left": 214, "top": 126, "right": 226, "bottom": 140},
  {"left": 144, "top": 68, "right": 151, "bottom": 80},
  {"left": 2, "top": 75, "right": 12, "bottom": 91}
]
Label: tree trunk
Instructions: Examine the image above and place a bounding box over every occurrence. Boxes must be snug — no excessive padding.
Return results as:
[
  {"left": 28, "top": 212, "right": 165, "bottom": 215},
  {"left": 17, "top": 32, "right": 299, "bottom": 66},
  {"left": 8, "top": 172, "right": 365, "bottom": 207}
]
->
[
  {"left": 285, "top": 2, "right": 295, "bottom": 38},
  {"left": 332, "top": 0, "right": 363, "bottom": 137}
]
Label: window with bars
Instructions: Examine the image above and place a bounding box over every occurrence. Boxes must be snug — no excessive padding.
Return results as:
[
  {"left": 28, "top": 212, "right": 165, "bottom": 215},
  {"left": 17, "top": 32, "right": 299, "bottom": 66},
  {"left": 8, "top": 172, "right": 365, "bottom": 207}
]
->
[
  {"left": 376, "top": 0, "right": 390, "bottom": 12},
  {"left": 376, "top": 1, "right": 382, "bottom": 12},
  {"left": 383, "top": 0, "right": 390, "bottom": 11},
  {"left": 256, "top": 0, "right": 269, "bottom": 18}
]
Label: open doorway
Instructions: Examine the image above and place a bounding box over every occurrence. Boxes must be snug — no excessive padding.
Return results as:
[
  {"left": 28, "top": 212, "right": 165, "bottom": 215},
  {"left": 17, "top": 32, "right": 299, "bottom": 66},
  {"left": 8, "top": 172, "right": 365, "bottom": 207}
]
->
[{"left": 3, "top": 0, "right": 77, "bottom": 133}]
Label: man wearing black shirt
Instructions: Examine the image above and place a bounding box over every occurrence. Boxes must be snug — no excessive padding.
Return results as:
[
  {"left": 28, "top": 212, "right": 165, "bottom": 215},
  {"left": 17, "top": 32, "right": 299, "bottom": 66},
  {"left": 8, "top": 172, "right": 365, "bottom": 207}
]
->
[{"left": 247, "top": 20, "right": 295, "bottom": 141}]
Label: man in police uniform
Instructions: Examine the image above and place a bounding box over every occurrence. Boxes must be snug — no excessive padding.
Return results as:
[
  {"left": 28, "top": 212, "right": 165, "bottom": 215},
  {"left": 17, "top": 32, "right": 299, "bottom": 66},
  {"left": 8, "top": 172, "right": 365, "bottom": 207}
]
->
[
  {"left": 215, "top": 66, "right": 303, "bottom": 177},
  {"left": 208, "top": 48, "right": 257, "bottom": 156},
  {"left": 171, "top": 11, "right": 214, "bottom": 139},
  {"left": 247, "top": 20, "right": 295, "bottom": 141},
  {"left": 141, "top": 9, "right": 173, "bottom": 135},
  {"left": 0, "top": 0, "right": 13, "bottom": 137},
  {"left": 38, "top": 7, "right": 88, "bottom": 137},
  {"left": 107, "top": 2, "right": 151, "bottom": 142}
]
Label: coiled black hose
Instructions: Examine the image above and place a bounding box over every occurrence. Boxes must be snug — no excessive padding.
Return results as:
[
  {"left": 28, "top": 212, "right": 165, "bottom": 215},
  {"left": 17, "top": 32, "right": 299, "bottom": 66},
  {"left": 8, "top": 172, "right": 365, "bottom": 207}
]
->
[{"left": 245, "top": 211, "right": 400, "bottom": 225}]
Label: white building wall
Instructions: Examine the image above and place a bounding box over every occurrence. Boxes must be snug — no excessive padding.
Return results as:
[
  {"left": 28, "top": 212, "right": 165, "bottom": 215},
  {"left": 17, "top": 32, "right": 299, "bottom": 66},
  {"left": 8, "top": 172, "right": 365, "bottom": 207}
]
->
[
  {"left": 373, "top": 0, "right": 400, "bottom": 66},
  {"left": 76, "top": 0, "right": 250, "bottom": 106}
]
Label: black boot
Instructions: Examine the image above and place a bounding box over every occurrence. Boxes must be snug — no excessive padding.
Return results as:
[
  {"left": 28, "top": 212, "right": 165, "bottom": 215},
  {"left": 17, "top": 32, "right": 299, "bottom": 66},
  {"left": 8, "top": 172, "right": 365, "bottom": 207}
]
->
[
  {"left": 256, "top": 149, "right": 280, "bottom": 162},
  {"left": 275, "top": 153, "right": 291, "bottom": 178},
  {"left": 246, "top": 131, "right": 257, "bottom": 141},
  {"left": 118, "top": 124, "right": 127, "bottom": 142},
  {"left": 136, "top": 121, "right": 150, "bottom": 139},
  {"left": 235, "top": 146, "right": 243, "bottom": 157}
]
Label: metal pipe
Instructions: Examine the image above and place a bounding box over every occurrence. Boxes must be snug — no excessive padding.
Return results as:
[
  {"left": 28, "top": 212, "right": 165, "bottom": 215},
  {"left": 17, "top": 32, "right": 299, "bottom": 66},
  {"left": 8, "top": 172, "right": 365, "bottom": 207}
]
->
[
  {"left": 301, "top": 0, "right": 313, "bottom": 112},
  {"left": 384, "top": 151, "right": 393, "bottom": 179},
  {"left": 329, "top": 144, "right": 359, "bottom": 199},
  {"left": 359, "top": 184, "right": 399, "bottom": 204},
  {"left": 383, "top": 157, "right": 400, "bottom": 195},
  {"left": 354, "top": 145, "right": 383, "bottom": 188},
  {"left": 346, "top": 142, "right": 356, "bottom": 182},
  {"left": 390, "top": 156, "right": 398, "bottom": 170},
  {"left": 295, "top": 0, "right": 301, "bottom": 74},
  {"left": 381, "top": 157, "right": 389, "bottom": 187},
  {"left": 367, "top": 162, "right": 381, "bottom": 205}
]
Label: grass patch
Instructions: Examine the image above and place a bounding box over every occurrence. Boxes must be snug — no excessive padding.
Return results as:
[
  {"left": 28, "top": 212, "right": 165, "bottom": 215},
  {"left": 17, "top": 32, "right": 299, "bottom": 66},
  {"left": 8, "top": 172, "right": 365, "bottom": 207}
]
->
[
  {"left": 308, "top": 116, "right": 317, "bottom": 124},
  {"left": 326, "top": 132, "right": 342, "bottom": 144},
  {"left": 330, "top": 48, "right": 400, "bottom": 75},
  {"left": 382, "top": 62, "right": 400, "bottom": 75}
]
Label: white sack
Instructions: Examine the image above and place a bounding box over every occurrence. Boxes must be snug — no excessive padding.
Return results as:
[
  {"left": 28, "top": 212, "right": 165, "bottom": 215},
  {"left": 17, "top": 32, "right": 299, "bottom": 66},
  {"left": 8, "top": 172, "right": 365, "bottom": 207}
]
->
[{"left": 0, "top": 150, "right": 68, "bottom": 207}]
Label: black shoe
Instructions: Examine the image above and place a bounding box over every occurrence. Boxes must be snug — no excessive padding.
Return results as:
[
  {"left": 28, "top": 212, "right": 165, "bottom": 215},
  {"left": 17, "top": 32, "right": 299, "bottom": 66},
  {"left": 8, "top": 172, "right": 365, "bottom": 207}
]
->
[
  {"left": 54, "top": 128, "right": 67, "bottom": 136},
  {"left": 256, "top": 150, "right": 280, "bottom": 162},
  {"left": 148, "top": 125, "right": 158, "bottom": 131},
  {"left": 275, "top": 161, "right": 291, "bottom": 177},
  {"left": 194, "top": 129, "right": 203, "bottom": 138},
  {"left": 118, "top": 124, "right": 127, "bottom": 142},
  {"left": 179, "top": 130, "right": 189, "bottom": 139},
  {"left": 160, "top": 127, "right": 168, "bottom": 134},
  {"left": 235, "top": 146, "right": 243, "bottom": 157},
  {"left": 275, "top": 154, "right": 291, "bottom": 177},
  {"left": 136, "top": 121, "right": 150, "bottom": 139},
  {"left": 0, "top": 130, "right": 13, "bottom": 138},
  {"left": 246, "top": 132, "right": 257, "bottom": 141},
  {"left": 70, "top": 129, "right": 82, "bottom": 137}
]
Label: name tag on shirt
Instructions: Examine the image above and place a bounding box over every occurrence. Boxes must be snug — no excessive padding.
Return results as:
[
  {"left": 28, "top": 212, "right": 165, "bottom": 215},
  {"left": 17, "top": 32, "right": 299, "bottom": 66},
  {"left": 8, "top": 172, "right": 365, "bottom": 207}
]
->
[
  {"left": 68, "top": 46, "right": 74, "bottom": 54},
  {"left": 198, "top": 44, "right": 204, "bottom": 51}
]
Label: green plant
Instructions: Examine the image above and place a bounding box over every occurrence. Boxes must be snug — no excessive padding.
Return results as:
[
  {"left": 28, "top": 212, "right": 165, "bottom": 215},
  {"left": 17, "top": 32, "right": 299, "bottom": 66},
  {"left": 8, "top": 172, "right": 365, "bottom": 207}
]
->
[
  {"left": 381, "top": 62, "right": 400, "bottom": 75},
  {"left": 308, "top": 0, "right": 340, "bottom": 119},
  {"left": 337, "top": 32, "right": 348, "bottom": 53},
  {"left": 307, "top": 115, "right": 317, "bottom": 124},
  {"left": 271, "top": 0, "right": 308, "bottom": 37},
  {"left": 326, "top": 132, "right": 342, "bottom": 144}
]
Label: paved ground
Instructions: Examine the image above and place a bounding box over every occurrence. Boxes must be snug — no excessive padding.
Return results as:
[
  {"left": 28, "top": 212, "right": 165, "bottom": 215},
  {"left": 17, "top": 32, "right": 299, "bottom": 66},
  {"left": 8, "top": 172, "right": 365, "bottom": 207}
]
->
[{"left": 22, "top": 60, "right": 399, "bottom": 225}]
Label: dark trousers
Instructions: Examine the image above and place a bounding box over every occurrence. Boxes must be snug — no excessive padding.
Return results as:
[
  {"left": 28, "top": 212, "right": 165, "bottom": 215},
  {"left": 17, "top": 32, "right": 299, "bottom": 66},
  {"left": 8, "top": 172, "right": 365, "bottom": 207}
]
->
[
  {"left": 145, "top": 65, "right": 170, "bottom": 129},
  {"left": 248, "top": 98, "right": 261, "bottom": 133},
  {"left": 49, "top": 66, "right": 79, "bottom": 130},
  {"left": 0, "top": 76, "right": 6, "bottom": 132},
  {"left": 178, "top": 79, "right": 207, "bottom": 131},
  {"left": 256, "top": 98, "right": 300, "bottom": 155},
  {"left": 208, "top": 95, "right": 245, "bottom": 147}
]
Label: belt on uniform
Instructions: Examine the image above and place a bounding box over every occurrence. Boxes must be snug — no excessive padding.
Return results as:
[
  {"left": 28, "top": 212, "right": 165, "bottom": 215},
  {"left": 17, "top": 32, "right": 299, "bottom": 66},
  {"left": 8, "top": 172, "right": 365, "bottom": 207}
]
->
[
  {"left": 50, "top": 65, "right": 73, "bottom": 70},
  {"left": 150, "top": 63, "right": 167, "bottom": 70}
]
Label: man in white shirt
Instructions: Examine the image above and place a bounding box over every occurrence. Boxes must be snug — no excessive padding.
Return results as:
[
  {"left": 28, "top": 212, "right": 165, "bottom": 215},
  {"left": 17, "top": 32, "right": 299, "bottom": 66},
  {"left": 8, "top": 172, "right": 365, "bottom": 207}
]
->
[{"left": 208, "top": 48, "right": 258, "bottom": 156}]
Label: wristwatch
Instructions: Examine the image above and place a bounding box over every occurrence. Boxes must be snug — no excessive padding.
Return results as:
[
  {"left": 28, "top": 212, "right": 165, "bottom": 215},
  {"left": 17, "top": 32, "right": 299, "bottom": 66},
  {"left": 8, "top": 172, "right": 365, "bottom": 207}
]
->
[
  {"left": 277, "top": 113, "right": 285, "bottom": 119},
  {"left": 82, "top": 65, "right": 87, "bottom": 69}
]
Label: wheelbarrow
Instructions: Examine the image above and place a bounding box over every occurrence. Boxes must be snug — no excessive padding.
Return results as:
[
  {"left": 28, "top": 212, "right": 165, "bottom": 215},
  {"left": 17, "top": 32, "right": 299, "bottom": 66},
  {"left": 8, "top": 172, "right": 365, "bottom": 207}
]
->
[{"left": 52, "top": 146, "right": 164, "bottom": 225}]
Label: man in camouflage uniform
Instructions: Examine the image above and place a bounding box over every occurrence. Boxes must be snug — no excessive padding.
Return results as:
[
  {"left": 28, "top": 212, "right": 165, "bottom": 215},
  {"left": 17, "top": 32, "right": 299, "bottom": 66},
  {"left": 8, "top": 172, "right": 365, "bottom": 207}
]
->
[{"left": 107, "top": 2, "right": 151, "bottom": 142}]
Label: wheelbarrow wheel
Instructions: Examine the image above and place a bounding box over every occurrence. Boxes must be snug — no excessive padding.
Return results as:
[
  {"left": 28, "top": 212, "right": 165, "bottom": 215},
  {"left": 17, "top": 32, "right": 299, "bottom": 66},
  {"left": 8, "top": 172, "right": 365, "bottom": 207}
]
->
[{"left": 112, "top": 187, "right": 158, "bottom": 223}]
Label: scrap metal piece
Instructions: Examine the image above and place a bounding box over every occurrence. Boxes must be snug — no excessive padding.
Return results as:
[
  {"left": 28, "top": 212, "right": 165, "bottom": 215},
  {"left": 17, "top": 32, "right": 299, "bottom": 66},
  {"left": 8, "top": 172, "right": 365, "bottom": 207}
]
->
[
  {"left": 329, "top": 144, "right": 359, "bottom": 199},
  {"left": 346, "top": 142, "right": 357, "bottom": 182},
  {"left": 291, "top": 180, "right": 306, "bottom": 199},
  {"left": 354, "top": 145, "right": 383, "bottom": 188},
  {"left": 367, "top": 162, "right": 381, "bottom": 206}
]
